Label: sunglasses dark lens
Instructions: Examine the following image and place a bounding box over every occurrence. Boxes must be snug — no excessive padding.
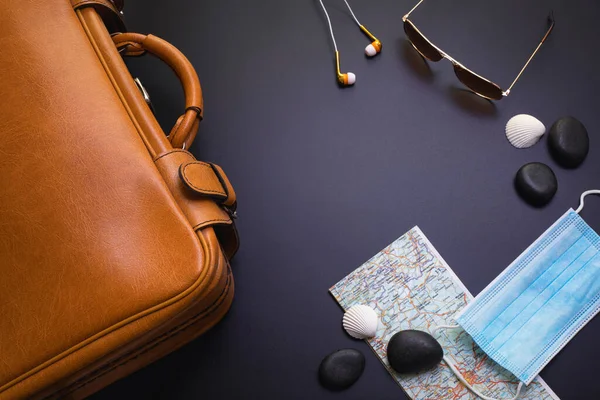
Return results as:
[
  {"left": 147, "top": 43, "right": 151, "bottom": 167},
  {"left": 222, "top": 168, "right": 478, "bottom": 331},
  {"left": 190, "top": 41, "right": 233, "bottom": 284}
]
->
[
  {"left": 403, "top": 20, "right": 443, "bottom": 62},
  {"left": 453, "top": 65, "right": 503, "bottom": 100}
]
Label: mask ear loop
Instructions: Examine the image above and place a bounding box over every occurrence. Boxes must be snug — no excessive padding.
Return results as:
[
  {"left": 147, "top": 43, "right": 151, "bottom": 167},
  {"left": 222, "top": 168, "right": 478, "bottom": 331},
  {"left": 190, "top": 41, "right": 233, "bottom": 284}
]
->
[
  {"left": 432, "top": 325, "right": 524, "bottom": 400},
  {"left": 575, "top": 190, "right": 600, "bottom": 214}
]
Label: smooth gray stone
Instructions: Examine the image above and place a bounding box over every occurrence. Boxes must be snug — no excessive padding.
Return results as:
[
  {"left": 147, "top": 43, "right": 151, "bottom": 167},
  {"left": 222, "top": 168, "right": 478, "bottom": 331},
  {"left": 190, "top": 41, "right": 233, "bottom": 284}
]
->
[
  {"left": 318, "top": 349, "right": 365, "bottom": 390},
  {"left": 548, "top": 116, "right": 589, "bottom": 168},
  {"left": 386, "top": 330, "right": 443, "bottom": 374},
  {"left": 515, "top": 162, "right": 558, "bottom": 207}
]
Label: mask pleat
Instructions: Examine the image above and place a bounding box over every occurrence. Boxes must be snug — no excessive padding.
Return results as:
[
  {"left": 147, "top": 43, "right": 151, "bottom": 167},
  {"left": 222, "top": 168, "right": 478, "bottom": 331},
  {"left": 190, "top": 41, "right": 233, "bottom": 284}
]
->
[
  {"left": 505, "top": 250, "right": 600, "bottom": 380},
  {"left": 486, "top": 237, "right": 593, "bottom": 346},
  {"left": 456, "top": 209, "right": 600, "bottom": 384}
]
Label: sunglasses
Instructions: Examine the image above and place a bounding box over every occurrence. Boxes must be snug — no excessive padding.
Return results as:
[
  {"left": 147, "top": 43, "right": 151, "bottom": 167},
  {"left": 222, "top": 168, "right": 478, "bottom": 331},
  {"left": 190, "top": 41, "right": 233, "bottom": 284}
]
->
[{"left": 403, "top": 1, "right": 555, "bottom": 100}]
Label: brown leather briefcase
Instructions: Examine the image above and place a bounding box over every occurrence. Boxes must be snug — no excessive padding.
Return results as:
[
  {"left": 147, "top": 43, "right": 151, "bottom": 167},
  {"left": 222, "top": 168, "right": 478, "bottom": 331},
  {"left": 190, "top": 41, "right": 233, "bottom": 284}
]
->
[{"left": 0, "top": 1, "right": 238, "bottom": 398}]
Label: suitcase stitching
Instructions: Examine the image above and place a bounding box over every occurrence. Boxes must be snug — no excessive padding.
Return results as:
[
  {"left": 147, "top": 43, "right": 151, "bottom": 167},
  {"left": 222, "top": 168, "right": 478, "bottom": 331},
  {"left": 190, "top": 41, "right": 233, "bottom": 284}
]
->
[{"left": 43, "top": 266, "right": 232, "bottom": 399}]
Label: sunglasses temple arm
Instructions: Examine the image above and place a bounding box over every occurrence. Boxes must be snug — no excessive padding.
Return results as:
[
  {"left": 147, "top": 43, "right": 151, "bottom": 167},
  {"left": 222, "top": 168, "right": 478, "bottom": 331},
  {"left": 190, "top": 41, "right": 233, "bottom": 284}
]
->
[
  {"left": 403, "top": 0, "right": 426, "bottom": 20},
  {"left": 505, "top": 11, "right": 555, "bottom": 95}
]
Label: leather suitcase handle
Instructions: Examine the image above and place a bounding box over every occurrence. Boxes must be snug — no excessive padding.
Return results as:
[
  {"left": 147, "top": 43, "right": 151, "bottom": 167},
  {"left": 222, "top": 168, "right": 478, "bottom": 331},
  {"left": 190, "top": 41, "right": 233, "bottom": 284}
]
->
[
  {"left": 112, "top": 33, "right": 203, "bottom": 149},
  {"left": 71, "top": 0, "right": 125, "bottom": 32}
]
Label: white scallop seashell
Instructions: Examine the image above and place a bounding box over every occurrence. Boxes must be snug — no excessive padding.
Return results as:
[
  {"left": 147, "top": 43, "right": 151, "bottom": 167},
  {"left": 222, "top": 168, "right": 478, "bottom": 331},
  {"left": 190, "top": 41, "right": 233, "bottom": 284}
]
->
[
  {"left": 343, "top": 305, "right": 379, "bottom": 339},
  {"left": 505, "top": 114, "right": 546, "bottom": 149}
]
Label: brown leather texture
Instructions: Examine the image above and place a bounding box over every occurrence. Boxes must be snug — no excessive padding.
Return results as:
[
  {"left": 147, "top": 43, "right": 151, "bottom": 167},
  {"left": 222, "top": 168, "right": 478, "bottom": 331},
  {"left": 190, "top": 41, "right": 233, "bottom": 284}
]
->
[
  {"left": 0, "top": 1, "right": 237, "bottom": 399},
  {"left": 180, "top": 161, "right": 235, "bottom": 204},
  {"left": 71, "top": 0, "right": 125, "bottom": 32}
]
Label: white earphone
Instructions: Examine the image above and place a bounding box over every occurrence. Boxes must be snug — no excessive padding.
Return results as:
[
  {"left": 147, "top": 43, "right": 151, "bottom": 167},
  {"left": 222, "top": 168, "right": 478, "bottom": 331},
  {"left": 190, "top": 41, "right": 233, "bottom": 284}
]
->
[{"left": 318, "top": 0, "right": 382, "bottom": 86}]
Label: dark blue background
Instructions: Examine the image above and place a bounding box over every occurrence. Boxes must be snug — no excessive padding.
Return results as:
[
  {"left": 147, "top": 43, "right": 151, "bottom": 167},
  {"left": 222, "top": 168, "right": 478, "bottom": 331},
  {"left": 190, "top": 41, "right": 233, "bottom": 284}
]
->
[{"left": 93, "top": 0, "right": 600, "bottom": 398}]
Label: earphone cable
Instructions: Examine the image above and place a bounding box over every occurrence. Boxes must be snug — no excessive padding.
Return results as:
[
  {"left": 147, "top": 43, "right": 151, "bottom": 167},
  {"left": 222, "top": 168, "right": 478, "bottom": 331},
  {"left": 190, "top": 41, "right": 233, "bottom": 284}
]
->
[
  {"left": 342, "top": 0, "right": 362, "bottom": 26},
  {"left": 318, "top": 0, "right": 338, "bottom": 52}
]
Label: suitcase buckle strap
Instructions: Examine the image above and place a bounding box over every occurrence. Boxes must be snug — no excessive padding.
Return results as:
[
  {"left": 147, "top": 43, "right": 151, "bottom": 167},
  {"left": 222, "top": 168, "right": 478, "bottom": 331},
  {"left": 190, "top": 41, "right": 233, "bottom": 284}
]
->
[{"left": 179, "top": 161, "right": 237, "bottom": 214}]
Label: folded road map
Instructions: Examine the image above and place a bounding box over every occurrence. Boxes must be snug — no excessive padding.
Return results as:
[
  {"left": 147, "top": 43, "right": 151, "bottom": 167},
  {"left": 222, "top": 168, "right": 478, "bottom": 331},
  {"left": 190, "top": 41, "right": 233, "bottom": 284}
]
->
[{"left": 330, "top": 227, "right": 560, "bottom": 400}]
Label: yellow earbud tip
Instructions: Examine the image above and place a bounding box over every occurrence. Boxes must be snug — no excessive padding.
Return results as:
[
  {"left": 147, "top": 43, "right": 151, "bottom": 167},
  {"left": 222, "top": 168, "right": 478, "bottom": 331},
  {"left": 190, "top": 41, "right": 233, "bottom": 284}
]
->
[
  {"left": 338, "top": 73, "right": 356, "bottom": 86},
  {"left": 345, "top": 73, "right": 356, "bottom": 85},
  {"left": 365, "top": 41, "right": 382, "bottom": 57}
]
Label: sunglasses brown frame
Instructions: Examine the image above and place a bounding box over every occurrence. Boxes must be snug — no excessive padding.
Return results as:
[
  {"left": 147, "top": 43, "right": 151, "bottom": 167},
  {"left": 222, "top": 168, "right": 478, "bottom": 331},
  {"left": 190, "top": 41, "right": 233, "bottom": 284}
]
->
[{"left": 403, "top": 0, "right": 555, "bottom": 100}]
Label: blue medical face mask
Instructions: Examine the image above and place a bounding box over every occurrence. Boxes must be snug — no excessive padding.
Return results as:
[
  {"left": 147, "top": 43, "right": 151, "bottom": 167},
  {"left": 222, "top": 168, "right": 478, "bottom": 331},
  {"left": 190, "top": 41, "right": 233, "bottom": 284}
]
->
[{"left": 434, "top": 190, "right": 600, "bottom": 400}]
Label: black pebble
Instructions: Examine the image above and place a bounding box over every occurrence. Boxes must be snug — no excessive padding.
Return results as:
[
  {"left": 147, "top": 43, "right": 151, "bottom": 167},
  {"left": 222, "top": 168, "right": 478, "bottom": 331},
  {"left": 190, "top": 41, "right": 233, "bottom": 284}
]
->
[
  {"left": 318, "top": 349, "right": 365, "bottom": 391},
  {"left": 386, "top": 330, "right": 443, "bottom": 374},
  {"left": 515, "top": 162, "right": 557, "bottom": 207},
  {"left": 548, "top": 116, "right": 589, "bottom": 168}
]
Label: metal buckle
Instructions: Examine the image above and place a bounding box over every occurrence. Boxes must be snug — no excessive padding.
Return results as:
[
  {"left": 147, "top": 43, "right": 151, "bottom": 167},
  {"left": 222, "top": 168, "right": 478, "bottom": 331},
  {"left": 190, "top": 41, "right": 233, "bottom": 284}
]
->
[
  {"left": 227, "top": 209, "right": 238, "bottom": 220},
  {"left": 133, "top": 77, "right": 155, "bottom": 114}
]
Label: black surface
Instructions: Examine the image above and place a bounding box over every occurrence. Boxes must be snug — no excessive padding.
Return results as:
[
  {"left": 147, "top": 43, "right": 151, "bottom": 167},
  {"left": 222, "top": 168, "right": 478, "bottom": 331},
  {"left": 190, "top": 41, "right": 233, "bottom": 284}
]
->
[
  {"left": 548, "top": 116, "right": 590, "bottom": 168},
  {"left": 93, "top": 0, "right": 600, "bottom": 399},
  {"left": 386, "top": 330, "right": 444, "bottom": 374},
  {"left": 318, "top": 348, "right": 365, "bottom": 390},
  {"left": 515, "top": 162, "right": 558, "bottom": 207}
]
